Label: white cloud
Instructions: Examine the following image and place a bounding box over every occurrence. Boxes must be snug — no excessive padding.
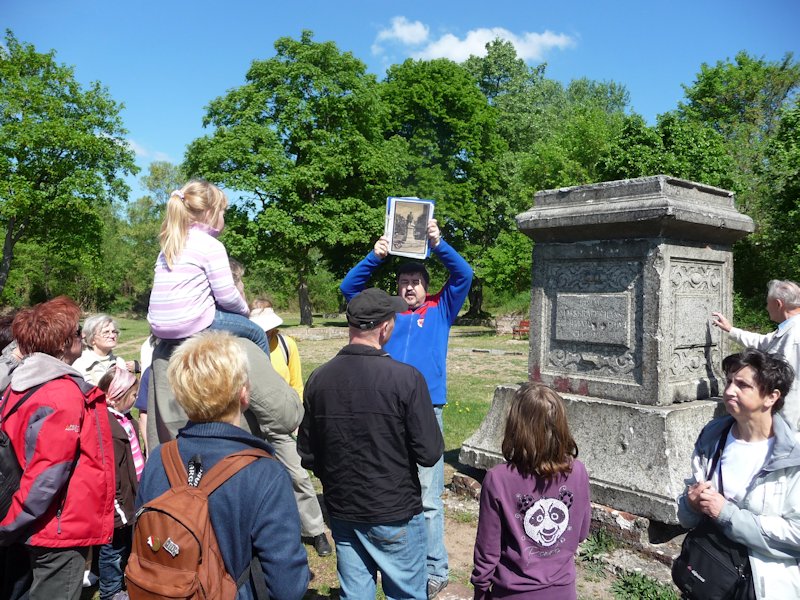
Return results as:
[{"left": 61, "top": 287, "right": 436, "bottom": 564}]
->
[
  {"left": 376, "top": 16, "right": 430, "bottom": 46},
  {"left": 126, "top": 138, "right": 172, "bottom": 163},
  {"left": 417, "top": 27, "right": 574, "bottom": 62},
  {"left": 372, "top": 18, "right": 575, "bottom": 64},
  {"left": 126, "top": 138, "right": 149, "bottom": 157}
]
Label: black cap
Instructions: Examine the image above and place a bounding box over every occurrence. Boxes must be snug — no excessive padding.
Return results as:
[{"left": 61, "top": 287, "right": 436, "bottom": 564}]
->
[{"left": 346, "top": 288, "right": 408, "bottom": 330}]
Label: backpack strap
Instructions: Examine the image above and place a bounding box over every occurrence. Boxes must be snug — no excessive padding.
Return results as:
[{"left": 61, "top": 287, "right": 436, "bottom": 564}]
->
[
  {"left": 161, "top": 440, "right": 189, "bottom": 488},
  {"left": 1, "top": 383, "right": 47, "bottom": 428},
  {"left": 236, "top": 556, "right": 271, "bottom": 600},
  {"left": 277, "top": 334, "right": 289, "bottom": 366},
  {"left": 199, "top": 448, "right": 273, "bottom": 495}
]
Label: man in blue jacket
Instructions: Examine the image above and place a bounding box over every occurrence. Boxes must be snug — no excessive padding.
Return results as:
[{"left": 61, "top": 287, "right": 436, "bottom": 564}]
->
[{"left": 340, "top": 219, "right": 473, "bottom": 598}]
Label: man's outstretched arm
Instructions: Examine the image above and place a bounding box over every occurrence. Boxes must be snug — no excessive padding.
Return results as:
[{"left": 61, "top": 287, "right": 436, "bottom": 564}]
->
[{"left": 340, "top": 237, "right": 389, "bottom": 301}]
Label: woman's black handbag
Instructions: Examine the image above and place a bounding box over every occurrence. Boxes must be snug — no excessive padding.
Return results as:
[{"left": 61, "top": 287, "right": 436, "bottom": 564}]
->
[
  {"left": 672, "top": 422, "right": 756, "bottom": 600},
  {"left": 672, "top": 517, "right": 755, "bottom": 599}
]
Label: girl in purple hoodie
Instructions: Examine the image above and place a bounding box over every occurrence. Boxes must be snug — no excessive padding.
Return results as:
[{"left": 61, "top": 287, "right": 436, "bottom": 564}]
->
[{"left": 471, "top": 384, "right": 591, "bottom": 600}]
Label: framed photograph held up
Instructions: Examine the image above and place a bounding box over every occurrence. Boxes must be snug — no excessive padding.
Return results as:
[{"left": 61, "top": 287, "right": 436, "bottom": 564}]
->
[{"left": 384, "top": 197, "right": 435, "bottom": 259}]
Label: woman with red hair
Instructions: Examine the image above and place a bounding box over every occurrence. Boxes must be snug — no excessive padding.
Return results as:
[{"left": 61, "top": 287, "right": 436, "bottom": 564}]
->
[{"left": 0, "top": 296, "right": 115, "bottom": 600}]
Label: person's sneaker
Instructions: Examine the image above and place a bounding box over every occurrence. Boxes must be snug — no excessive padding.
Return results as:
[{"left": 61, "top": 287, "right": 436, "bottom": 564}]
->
[
  {"left": 427, "top": 578, "right": 448, "bottom": 599},
  {"left": 312, "top": 533, "right": 332, "bottom": 557},
  {"left": 111, "top": 592, "right": 129, "bottom": 600}
]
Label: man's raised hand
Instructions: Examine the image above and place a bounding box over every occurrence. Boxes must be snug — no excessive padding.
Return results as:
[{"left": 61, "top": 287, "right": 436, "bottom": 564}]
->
[
  {"left": 374, "top": 236, "right": 390, "bottom": 259},
  {"left": 427, "top": 219, "right": 441, "bottom": 248}
]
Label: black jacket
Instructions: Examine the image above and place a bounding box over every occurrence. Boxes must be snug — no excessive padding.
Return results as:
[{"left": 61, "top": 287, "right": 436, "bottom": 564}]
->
[{"left": 298, "top": 343, "right": 443, "bottom": 523}]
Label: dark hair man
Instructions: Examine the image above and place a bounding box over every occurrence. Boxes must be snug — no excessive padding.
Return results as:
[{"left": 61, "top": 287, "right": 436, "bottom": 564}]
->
[
  {"left": 340, "top": 219, "right": 472, "bottom": 598},
  {"left": 298, "top": 288, "right": 444, "bottom": 600}
]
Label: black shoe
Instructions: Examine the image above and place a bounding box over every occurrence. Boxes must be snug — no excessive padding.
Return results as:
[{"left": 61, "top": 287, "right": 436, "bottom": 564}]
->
[
  {"left": 312, "top": 533, "right": 332, "bottom": 557},
  {"left": 427, "top": 578, "right": 448, "bottom": 599}
]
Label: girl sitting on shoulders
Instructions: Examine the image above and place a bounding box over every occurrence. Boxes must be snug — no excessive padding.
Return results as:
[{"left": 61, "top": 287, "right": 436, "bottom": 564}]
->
[{"left": 147, "top": 180, "right": 268, "bottom": 354}]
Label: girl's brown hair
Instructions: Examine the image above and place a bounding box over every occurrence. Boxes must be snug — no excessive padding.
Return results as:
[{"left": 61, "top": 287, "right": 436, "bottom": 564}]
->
[{"left": 501, "top": 383, "right": 578, "bottom": 479}]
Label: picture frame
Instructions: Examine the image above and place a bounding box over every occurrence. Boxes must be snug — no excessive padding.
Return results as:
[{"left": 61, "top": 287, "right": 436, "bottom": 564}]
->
[{"left": 384, "top": 196, "right": 435, "bottom": 259}]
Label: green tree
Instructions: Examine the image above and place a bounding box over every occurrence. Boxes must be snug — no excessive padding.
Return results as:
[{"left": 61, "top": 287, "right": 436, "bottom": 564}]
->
[
  {"left": 114, "top": 161, "right": 183, "bottom": 311},
  {"left": 601, "top": 112, "right": 734, "bottom": 187},
  {"left": 381, "top": 57, "right": 507, "bottom": 316},
  {"left": 678, "top": 51, "right": 800, "bottom": 214},
  {"left": 676, "top": 52, "right": 800, "bottom": 302},
  {"left": 753, "top": 100, "right": 800, "bottom": 283},
  {"left": 185, "top": 31, "right": 403, "bottom": 325},
  {"left": 0, "top": 30, "right": 137, "bottom": 298}
]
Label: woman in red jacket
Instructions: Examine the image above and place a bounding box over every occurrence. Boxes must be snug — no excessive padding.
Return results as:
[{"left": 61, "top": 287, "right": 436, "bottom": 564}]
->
[{"left": 0, "top": 296, "right": 115, "bottom": 600}]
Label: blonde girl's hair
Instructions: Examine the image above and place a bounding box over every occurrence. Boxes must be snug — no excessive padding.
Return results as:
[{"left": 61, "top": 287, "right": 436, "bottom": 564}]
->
[
  {"left": 501, "top": 383, "right": 578, "bottom": 479},
  {"left": 160, "top": 179, "right": 229, "bottom": 269}
]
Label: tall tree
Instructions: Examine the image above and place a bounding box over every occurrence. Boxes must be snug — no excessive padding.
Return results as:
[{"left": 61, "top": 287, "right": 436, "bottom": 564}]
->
[
  {"left": 0, "top": 30, "right": 137, "bottom": 298},
  {"left": 676, "top": 52, "right": 800, "bottom": 301},
  {"left": 381, "top": 57, "right": 507, "bottom": 316},
  {"left": 677, "top": 51, "right": 800, "bottom": 214},
  {"left": 115, "top": 161, "right": 183, "bottom": 310},
  {"left": 185, "top": 31, "right": 403, "bottom": 325}
]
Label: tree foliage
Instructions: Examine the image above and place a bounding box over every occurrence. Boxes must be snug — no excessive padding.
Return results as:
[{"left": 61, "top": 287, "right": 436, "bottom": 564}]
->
[
  {"left": 381, "top": 57, "right": 508, "bottom": 316},
  {"left": 0, "top": 30, "right": 137, "bottom": 301},
  {"left": 185, "top": 31, "right": 403, "bottom": 324},
  {"left": 4, "top": 30, "right": 799, "bottom": 323}
]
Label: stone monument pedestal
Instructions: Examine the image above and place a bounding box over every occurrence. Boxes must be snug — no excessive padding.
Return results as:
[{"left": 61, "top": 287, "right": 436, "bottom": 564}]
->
[{"left": 460, "top": 176, "right": 754, "bottom": 524}]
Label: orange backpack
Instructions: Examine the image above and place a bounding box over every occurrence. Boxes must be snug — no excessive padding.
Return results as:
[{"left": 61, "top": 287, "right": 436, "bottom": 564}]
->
[{"left": 125, "top": 440, "right": 271, "bottom": 599}]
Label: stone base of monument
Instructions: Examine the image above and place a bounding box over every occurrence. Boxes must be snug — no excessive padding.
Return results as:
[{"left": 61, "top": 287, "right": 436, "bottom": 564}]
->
[{"left": 459, "top": 384, "right": 725, "bottom": 525}]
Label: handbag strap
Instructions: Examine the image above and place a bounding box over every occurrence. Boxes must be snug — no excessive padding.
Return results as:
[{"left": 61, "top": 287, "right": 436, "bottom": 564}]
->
[{"left": 707, "top": 421, "right": 735, "bottom": 496}]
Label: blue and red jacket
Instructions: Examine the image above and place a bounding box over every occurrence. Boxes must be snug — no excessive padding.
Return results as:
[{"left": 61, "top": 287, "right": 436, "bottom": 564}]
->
[{"left": 340, "top": 239, "right": 473, "bottom": 406}]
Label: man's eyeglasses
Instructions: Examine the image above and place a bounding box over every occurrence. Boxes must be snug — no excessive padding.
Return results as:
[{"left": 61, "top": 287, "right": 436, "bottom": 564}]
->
[{"left": 100, "top": 330, "right": 119, "bottom": 338}]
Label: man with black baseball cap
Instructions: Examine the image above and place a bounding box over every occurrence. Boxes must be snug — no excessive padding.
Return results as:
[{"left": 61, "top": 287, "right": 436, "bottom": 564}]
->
[
  {"left": 341, "top": 220, "right": 473, "bottom": 597},
  {"left": 298, "top": 288, "right": 443, "bottom": 600}
]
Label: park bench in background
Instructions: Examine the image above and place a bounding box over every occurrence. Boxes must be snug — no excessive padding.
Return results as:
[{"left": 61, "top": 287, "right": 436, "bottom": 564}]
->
[{"left": 511, "top": 319, "right": 530, "bottom": 339}]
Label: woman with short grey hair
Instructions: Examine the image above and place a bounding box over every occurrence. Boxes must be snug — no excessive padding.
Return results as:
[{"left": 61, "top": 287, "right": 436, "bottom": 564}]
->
[{"left": 72, "top": 314, "right": 138, "bottom": 385}]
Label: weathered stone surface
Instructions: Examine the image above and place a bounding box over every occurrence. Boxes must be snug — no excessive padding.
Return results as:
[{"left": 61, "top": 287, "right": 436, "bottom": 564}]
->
[
  {"left": 516, "top": 175, "right": 754, "bottom": 244},
  {"left": 459, "top": 384, "right": 516, "bottom": 470},
  {"left": 460, "top": 384, "right": 724, "bottom": 524},
  {"left": 528, "top": 240, "right": 732, "bottom": 405}
]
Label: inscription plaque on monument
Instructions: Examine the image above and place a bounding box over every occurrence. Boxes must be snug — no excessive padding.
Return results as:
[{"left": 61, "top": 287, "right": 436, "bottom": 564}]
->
[{"left": 555, "top": 293, "right": 631, "bottom": 347}]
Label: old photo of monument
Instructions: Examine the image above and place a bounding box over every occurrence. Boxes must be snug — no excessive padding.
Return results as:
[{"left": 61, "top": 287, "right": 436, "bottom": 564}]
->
[{"left": 385, "top": 196, "right": 435, "bottom": 259}]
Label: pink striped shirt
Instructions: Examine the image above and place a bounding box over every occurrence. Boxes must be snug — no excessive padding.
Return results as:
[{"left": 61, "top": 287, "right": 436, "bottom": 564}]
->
[
  {"left": 147, "top": 223, "right": 249, "bottom": 339},
  {"left": 109, "top": 408, "right": 145, "bottom": 480}
]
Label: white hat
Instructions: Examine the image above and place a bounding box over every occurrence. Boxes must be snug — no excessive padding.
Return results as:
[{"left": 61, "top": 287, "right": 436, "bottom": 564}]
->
[{"left": 250, "top": 307, "right": 283, "bottom": 332}]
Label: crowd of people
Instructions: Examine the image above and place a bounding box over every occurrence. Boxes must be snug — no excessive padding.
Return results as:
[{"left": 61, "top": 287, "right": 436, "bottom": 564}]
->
[{"left": 1, "top": 178, "right": 799, "bottom": 600}]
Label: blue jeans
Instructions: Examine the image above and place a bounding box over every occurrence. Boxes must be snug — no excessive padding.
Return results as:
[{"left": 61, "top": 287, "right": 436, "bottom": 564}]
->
[
  {"left": 419, "top": 406, "right": 447, "bottom": 584},
  {"left": 330, "top": 513, "right": 427, "bottom": 600},
  {"left": 99, "top": 526, "right": 132, "bottom": 600},
  {"left": 210, "top": 309, "right": 270, "bottom": 355}
]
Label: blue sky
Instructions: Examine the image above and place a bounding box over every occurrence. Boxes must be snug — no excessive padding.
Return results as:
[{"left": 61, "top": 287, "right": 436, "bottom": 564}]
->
[{"left": 4, "top": 0, "right": 800, "bottom": 199}]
